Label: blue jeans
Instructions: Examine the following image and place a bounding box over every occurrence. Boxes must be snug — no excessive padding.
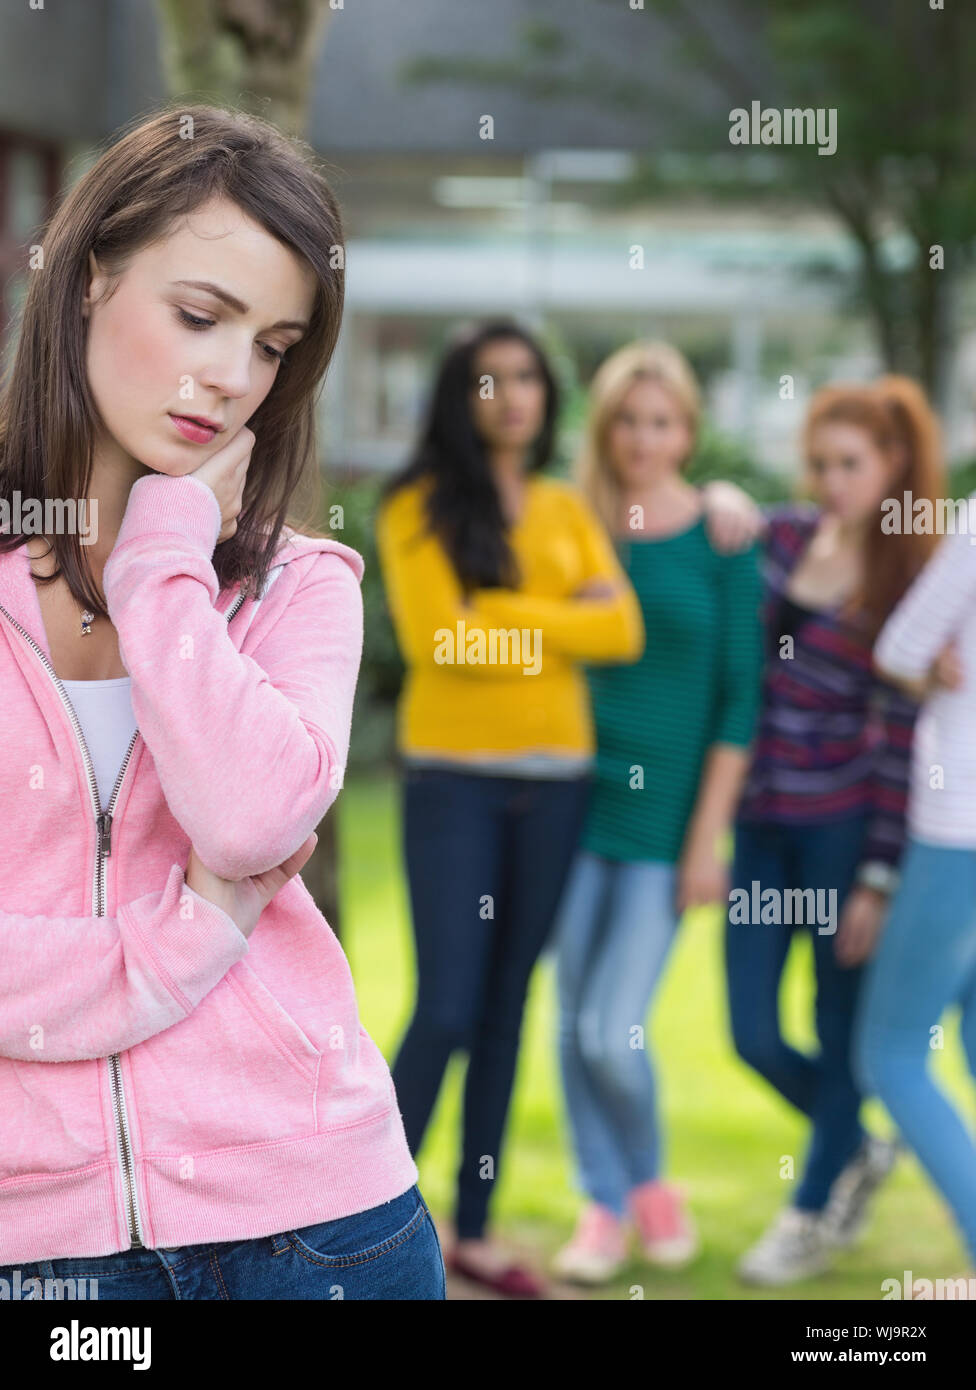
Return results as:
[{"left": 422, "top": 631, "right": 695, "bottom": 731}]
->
[
  {"left": 725, "top": 816, "right": 869, "bottom": 1210},
  {"left": 854, "top": 838, "right": 976, "bottom": 1264},
  {"left": 392, "top": 766, "right": 590, "bottom": 1239},
  {"left": 555, "top": 851, "right": 679, "bottom": 1216},
  {"left": 0, "top": 1185, "right": 445, "bottom": 1299}
]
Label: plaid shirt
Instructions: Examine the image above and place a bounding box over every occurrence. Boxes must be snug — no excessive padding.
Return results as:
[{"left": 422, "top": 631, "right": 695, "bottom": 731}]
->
[{"left": 736, "top": 504, "right": 919, "bottom": 869}]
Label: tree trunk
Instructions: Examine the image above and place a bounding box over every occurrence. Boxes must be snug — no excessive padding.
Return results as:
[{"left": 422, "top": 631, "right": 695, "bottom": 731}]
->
[
  {"left": 301, "top": 807, "right": 343, "bottom": 937},
  {"left": 153, "top": 0, "right": 344, "bottom": 936},
  {"left": 915, "top": 239, "right": 955, "bottom": 411},
  {"left": 155, "top": 0, "right": 334, "bottom": 136}
]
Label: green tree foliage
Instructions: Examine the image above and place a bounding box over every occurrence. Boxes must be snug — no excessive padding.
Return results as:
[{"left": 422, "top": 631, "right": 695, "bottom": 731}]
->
[{"left": 404, "top": 0, "right": 976, "bottom": 403}]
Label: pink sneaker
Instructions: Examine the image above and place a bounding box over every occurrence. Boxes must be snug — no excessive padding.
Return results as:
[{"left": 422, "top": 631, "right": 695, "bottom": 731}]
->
[
  {"left": 551, "top": 1203, "right": 629, "bottom": 1285},
  {"left": 628, "top": 1180, "right": 699, "bottom": 1267}
]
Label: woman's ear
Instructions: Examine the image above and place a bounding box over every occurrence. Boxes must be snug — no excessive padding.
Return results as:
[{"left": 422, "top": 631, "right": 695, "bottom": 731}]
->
[{"left": 81, "top": 250, "right": 104, "bottom": 319}]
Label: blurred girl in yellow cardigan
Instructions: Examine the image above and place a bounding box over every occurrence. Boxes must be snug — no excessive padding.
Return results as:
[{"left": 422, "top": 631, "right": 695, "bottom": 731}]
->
[{"left": 376, "top": 321, "right": 641, "bottom": 1296}]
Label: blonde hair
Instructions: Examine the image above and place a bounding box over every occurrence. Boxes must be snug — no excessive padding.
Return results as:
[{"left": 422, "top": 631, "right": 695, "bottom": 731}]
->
[{"left": 574, "top": 341, "right": 702, "bottom": 532}]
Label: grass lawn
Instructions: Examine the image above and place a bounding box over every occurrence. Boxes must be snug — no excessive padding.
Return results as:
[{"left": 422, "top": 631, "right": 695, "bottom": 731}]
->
[{"left": 338, "top": 769, "right": 974, "bottom": 1300}]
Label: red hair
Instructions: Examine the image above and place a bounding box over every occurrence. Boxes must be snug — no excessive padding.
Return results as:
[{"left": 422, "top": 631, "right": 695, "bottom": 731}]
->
[{"left": 802, "top": 375, "right": 946, "bottom": 638}]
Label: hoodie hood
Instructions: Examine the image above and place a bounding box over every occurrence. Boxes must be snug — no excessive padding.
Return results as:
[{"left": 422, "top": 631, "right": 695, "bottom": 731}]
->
[{"left": 272, "top": 524, "right": 365, "bottom": 584}]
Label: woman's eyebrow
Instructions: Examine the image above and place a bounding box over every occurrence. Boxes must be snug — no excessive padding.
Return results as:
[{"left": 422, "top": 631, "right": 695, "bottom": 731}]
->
[{"left": 169, "top": 279, "right": 308, "bottom": 332}]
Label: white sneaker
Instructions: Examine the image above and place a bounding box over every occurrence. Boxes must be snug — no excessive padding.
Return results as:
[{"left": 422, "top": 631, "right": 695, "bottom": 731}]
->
[
  {"left": 737, "top": 1207, "right": 832, "bottom": 1286},
  {"left": 820, "top": 1136, "right": 900, "bottom": 1249}
]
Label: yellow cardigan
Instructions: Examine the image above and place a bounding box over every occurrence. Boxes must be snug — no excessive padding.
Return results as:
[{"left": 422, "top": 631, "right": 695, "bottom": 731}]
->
[{"left": 375, "top": 474, "right": 645, "bottom": 760}]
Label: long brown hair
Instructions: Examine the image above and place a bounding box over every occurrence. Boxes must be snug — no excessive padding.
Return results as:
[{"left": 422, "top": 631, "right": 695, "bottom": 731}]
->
[
  {"left": 802, "top": 375, "right": 945, "bottom": 639},
  {"left": 0, "top": 102, "right": 345, "bottom": 616}
]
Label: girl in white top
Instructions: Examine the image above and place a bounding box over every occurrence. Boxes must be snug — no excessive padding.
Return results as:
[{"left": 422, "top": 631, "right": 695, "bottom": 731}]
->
[{"left": 855, "top": 496, "right": 976, "bottom": 1291}]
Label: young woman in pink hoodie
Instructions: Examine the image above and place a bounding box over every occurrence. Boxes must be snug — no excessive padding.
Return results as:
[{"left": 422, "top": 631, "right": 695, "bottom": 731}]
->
[{"left": 0, "top": 104, "right": 444, "bottom": 1299}]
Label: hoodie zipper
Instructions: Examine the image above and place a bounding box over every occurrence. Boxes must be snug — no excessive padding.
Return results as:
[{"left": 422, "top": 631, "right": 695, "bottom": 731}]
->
[{"left": 0, "top": 582, "right": 249, "bottom": 1249}]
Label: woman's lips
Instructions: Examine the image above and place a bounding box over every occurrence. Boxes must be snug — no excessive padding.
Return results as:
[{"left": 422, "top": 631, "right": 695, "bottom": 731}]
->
[{"left": 170, "top": 414, "right": 217, "bottom": 444}]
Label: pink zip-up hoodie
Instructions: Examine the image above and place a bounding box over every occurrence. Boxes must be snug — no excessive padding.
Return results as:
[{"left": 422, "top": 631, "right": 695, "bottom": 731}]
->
[{"left": 0, "top": 471, "right": 418, "bottom": 1265}]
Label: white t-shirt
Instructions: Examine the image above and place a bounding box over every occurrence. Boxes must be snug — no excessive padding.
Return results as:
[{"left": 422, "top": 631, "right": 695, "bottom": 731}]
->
[
  {"left": 61, "top": 677, "right": 137, "bottom": 810},
  {"left": 874, "top": 497, "right": 976, "bottom": 848}
]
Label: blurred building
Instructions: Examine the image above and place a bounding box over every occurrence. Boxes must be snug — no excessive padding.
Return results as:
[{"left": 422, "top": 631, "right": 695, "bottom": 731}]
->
[{"left": 1, "top": 0, "right": 972, "bottom": 475}]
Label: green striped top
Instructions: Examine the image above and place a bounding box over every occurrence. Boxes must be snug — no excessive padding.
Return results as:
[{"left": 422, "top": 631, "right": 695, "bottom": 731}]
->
[{"left": 581, "top": 517, "right": 764, "bottom": 863}]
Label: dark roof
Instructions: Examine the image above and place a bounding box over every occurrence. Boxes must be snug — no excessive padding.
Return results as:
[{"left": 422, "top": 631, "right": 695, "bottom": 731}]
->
[{"left": 0, "top": 0, "right": 759, "bottom": 155}]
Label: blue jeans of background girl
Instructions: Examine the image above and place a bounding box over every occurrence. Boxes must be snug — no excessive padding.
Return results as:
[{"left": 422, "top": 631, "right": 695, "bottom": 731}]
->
[
  {"left": 391, "top": 765, "right": 591, "bottom": 1240},
  {"left": 555, "top": 851, "right": 679, "bottom": 1216},
  {"left": 725, "top": 814, "right": 869, "bottom": 1211},
  {"left": 854, "top": 837, "right": 976, "bottom": 1265},
  {"left": 0, "top": 1184, "right": 445, "bottom": 1299}
]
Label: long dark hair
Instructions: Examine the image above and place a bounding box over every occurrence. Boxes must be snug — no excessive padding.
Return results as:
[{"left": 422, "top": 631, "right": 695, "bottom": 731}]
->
[
  {"left": 382, "top": 320, "right": 559, "bottom": 591},
  {"left": 0, "top": 102, "right": 346, "bottom": 615}
]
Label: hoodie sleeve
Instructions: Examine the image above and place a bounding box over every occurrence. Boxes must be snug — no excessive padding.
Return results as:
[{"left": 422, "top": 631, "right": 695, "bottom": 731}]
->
[
  {"left": 0, "top": 862, "right": 248, "bottom": 1062},
  {"left": 102, "top": 473, "right": 362, "bottom": 880}
]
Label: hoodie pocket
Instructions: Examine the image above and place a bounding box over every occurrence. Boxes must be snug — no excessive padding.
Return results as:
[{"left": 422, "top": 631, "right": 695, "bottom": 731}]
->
[
  {"left": 227, "top": 961, "right": 321, "bottom": 1084},
  {"left": 0, "top": 1057, "right": 107, "bottom": 1182},
  {"left": 129, "top": 960, "right": 322, "bottom": 1153}
]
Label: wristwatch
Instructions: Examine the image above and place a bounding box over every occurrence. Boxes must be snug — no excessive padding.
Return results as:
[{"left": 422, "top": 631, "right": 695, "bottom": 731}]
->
[{"left": 855, "top": 860, "right": 900, "bottom": 896}]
